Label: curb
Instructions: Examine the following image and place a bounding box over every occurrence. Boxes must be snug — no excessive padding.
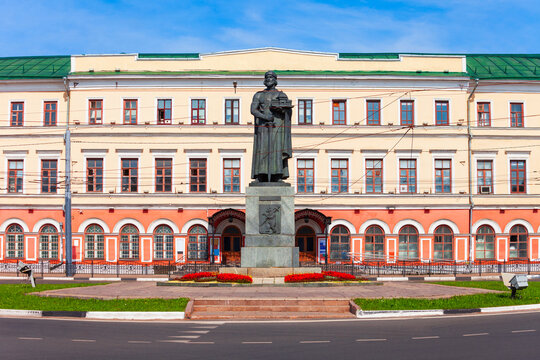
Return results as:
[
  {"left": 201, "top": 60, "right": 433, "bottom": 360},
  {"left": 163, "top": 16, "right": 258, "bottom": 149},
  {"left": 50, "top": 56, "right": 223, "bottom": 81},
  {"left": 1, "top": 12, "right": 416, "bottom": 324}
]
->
[
  {"left": 357, "top": 303, "right": 540, "bottom": 318},
  {"left": 0, "top": 309, "right": 185, "bottom": 320}
]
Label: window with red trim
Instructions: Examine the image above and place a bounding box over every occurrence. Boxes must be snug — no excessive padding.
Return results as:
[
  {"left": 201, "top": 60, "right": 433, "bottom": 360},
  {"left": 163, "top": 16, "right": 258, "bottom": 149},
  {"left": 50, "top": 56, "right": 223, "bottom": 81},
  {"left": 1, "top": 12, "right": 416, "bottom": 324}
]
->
[
  {"left": 331, "top": 159, "right": 348, "bottom": 193},
  {"left": 332, "top": 100, "right": 346, "bottom": 125},
  {"left": 400, "top": 100, "right": 414, "bottom": 126},
  {"left": 297, "top": 159, "right": 314, "bottom": 193},
  {"left": 223, "top": 158, "right": 240, "bottom": 193},
  {"left": 225, "top": 99, "right": 239, "bottom": 124},
  {"left": 477, "top": 102, "right": 490, "bottom": 126},
  {"left": 191, "top": 99, "right": 206, "bottom": 125},
  {"left": 475, "top": 225, "right": 495, "bottom": 260},
  {"left": 398, "top": 225, "right": 418, "bottom": 260},
  {"left": 87, "top": 158, "right": 103, "bottom": 193},
  {"left": 510, "top": 103, "right": 523, "bottom": 127},
  {"left": 43, "top": 101, "right": 57, "bottom": 126},
  {"left": 435, "top": 100, "right": 449, "bottom": 126},
  {"left": 509, "top": 225, "right": 528, "bottom": 259},
  {"left": 41, "top": 160, "right": 57, "bottom": 193},
  {"left": 8, "top": 160, "right": 23, "bottom": 193},
  {"left": 434, "top": 225, "right": 453, "bottom": 260},
  {"left": 155, "top": 158, "right": 172, "bottom": 192},
  {"left": 157, "top": 99, "right": 172, "bottom": 125},
  {"left": 477, "top": 160, "right": 493, "bottom": 194},
  {"left": 435, "top": 159, "right": 451, "bottom": 193},
  {"left": 365, "top": 159, "right": 382, "bottom": 193},
  {"left": 366, "top": 100, "right": 380, "bottom": 125},
  {"left": 330, "top": 225, "right": 350, "bottom": 261},
  {"left": 10, "top": 102, "right": 23, "bottom": 126},
  {"left": 89, "top": 100, "right": 103, "bottom": 125},
  {"left": 510, "top": 160, "right": 526, "bottom": 194},
  {"left": 365, "top": 225, "right": 384, "bottom": 259},
  {"left": 298, "top": 99, "right": 312, "bottom": 125},
  {"left": 190, "top": 159, "right": 206, "bottom": 192},
  {"left": 399, "top": 159, "right": 416, "bottom": 193},
  {"left": 121, "top": 158, "right": 138, "bottom": 193},
  {"left": 123, "top": 99, "right": 137, "bottom": 125}
]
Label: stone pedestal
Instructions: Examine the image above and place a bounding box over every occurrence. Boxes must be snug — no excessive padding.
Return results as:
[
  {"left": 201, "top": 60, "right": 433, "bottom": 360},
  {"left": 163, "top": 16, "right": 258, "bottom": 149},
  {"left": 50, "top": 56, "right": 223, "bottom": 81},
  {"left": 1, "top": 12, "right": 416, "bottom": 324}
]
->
[{"left": 241, "top": 184, "right": 299, "bottom": 268}]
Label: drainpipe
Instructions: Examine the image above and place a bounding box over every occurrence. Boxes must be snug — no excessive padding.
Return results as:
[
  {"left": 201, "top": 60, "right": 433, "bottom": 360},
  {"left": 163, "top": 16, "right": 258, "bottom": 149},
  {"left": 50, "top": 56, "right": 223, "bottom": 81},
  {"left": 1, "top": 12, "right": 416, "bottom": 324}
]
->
[
  {"left": 63, "top": 77, "right": 73, "bottom": 276},
  {"left": 467, "top": 79, "right": 479, "bottom": 262}
]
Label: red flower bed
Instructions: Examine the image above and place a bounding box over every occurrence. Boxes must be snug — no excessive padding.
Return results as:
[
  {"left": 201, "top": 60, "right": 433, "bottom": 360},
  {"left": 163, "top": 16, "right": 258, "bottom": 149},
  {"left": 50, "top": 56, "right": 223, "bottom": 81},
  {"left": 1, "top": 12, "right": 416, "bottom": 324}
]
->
[
  {"left": 284, "top": 271, "right": 358, "bottom": 283},
  {"left": 284, "top": 273, "right": 325, "bottom": 283},
  {"left": 179, "top": 272, "right": 216, "bottom": 282},
  {"left": 216, "top": 273, "right": 253, "bottom": 284},
  {"left": 322, "top": 271, "right": 356, "bottom": 281}
]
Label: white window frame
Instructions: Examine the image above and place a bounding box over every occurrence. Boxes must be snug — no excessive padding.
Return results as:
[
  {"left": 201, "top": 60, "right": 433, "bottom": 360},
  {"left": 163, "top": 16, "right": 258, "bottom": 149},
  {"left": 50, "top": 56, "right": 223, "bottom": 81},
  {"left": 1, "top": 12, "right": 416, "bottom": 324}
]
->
[
  {"left": 116, "top": 150, "right": 142, "bottom": 194},
  {"left": 154, "top": 97, "right": 175, "bottom": 125},
  {"left": 296, "top": 98, "right": 315, "bottom": 125},
  {"left": 223, "top": 97, "right": 241, "bottom": 125},
  {"left": 219, "top": 149, "right": 245, "bottom": 193},
  {"left": 293, "top": 149, "right": 318, "bottom": 194},
  {"left": 433, "top": 98, "right": 451, "bottom": 126},
  {"left": 396, "top": 150, "right": 421, "bottom": 194},
  {"left": 4, "top": 151, "right": 27, "bottom": 194},
  {"left": 361, "top": 150, "right": 386, "bottom": 194},
  {"left": 430, "top": 151, "right": 455, "bottom": 194},
  {"left": 473, "top": 151, "right": 497, "bottom": 195},
  {"left": 82, "top": 149, "right": 108, "bottom": 194},
  {"left": 506, "top": 151, "right": 530, "bottom": 194},
  {"left": 330, "top": 98, "right": 348, "bottom": 126}
]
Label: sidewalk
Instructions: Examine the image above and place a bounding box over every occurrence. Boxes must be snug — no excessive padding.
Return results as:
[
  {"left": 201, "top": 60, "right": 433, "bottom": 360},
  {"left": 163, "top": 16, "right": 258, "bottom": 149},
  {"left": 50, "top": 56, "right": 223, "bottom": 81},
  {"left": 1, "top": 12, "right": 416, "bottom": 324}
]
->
[{"left": 35, "top": 281, "right": 495, "bottom": 300}]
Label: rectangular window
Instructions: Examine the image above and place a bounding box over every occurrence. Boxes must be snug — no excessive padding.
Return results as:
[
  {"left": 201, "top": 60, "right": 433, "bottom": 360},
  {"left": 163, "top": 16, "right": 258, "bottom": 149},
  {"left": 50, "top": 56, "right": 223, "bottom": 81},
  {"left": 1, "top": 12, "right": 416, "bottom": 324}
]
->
[
  {"left": 331, "top": 159, "right": 348, "bottom": 193},
  {"left": 477, "top": 102, "right": 491, "bottom": 126},
  {"left": 157, "top": 99, "right": 172, "bottom": 125},
  {"left": 43, "top": 101, "right": 57, "bottom": 126},
  {"left": 510, "top": 160, "right": 526, "bottom": 194},
  {"left": 510, "top": 103, "right": 523, "bottom": 127},
  {"left": 121, "top": 158, "right": 138, "bottom": 192},
  {"left": 223, "top": 159, "right": 241, "bottom": 193},
  {"left": 225, "top": 99, "right": 239, "bottom": 124},
  {"left": 477, "top": 160, "right": 493, "bottom": 194},
  {"left": 365, "top": 159, "right": 383, "bottom": 193},
  {"left": 400, "top": 100, "right": 414, "bottom": 126},
  {"left": 190, "top": 159, "right": 207, "bottom": 192},
  {"left": 298, "top": 99, "right": 312, "bottom": 125},
  {"left": 10, "top": 102, "right": 24, "bottom": 126},
  {"left": 8, "top": 160, "right": 23, "bottom": 193},
  {"left": 155, "top": 158, "right": 172, "bottom": 192},
  {"left": 123, "top": 99, "right": 137, "bottom": 125},
  {"left": 332, "top": 100, "right": 346, "bottom": 125},
  {"left": 87, "top": 158, "right": 103, "bottom": 193},
  {"left": 297, "top": 159, "right": 314, "bottom": 193},
  {"left": 434, "top": 159, "right": 451, "bottom": 193},
  {"left": 41, "top": 160, "right": 57, "bottom": 193},
  {"left": 191, "top": 99, "right": 206, "bottom": 125},
  {"left": 366, "top": 100, "right": 381, "bottom": 126},
  {"left": 435, "top": 100, "right": 449, "bottom": 126},
  {"left": 89, "top": 100, "right": 103, "bottom": 125},
  {"left": 399, "top": 159, "right": 416, "bottom": 193}
]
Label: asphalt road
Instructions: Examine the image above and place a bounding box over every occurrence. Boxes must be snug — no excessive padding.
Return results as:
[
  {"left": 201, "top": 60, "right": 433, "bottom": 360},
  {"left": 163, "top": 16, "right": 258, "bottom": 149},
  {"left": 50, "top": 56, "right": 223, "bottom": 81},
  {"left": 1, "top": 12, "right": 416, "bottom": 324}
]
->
[{"left": 1, "top": 312, "right": 539, "bottom": 360}]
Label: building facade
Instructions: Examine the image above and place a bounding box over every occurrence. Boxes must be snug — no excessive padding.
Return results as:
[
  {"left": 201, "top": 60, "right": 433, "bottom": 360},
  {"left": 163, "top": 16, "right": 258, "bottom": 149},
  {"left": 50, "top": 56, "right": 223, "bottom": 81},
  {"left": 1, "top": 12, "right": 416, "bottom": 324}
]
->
[{"left": 0, "top": 49, "right": 539, "bottom": 269}]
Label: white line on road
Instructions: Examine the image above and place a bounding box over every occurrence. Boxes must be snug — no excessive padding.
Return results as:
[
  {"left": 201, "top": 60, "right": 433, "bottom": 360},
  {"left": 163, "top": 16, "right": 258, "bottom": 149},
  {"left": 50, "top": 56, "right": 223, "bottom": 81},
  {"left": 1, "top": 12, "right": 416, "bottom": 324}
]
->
[
  {"left": 511, "top": 329, "right": 536, "bottom": 333},
  {"left": 356, "top": 338, "right": 387, "bottom": 342},
  {"left": 463, "top": 333, "right": 489, "bottom": 337},
  {"left": 72, "top": 339, "right": 96, "bottom": 342},
  {"left": 168, "top": 335, "right": 200, "bottom": 339},
  {"left": 188, "top": 342, "right": 215, "bottom": 344},
  {"left": 180, "top": 330, "right": 209, "bottom": 334},
  {"left": 18, "top": 337, "right": 42, "bottom": 340},
  {"left": 192, "top": 326, "right": 218, "bottom": 329},
  {"left": 300, "top": 340, "right": 331, "bottom": 344},
  {"left": 242, "top": 341, "right": 273, "bottom": 344},
  {"left": 412, "top": 336, "right": 440, "bottom": 340},
  {"left": 128, "top": 341, "right": 152, "bottom": 344},
  {"left": 158, "top": 340, "right": 190, "bottom": 343}
]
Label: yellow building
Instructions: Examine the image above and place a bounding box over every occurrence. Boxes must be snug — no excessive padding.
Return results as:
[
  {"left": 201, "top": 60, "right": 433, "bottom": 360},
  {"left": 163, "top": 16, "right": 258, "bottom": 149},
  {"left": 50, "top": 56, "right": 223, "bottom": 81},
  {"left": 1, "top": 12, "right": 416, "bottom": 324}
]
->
[{"left": 0, "top": 49, "right": 539, "bottom": 272}]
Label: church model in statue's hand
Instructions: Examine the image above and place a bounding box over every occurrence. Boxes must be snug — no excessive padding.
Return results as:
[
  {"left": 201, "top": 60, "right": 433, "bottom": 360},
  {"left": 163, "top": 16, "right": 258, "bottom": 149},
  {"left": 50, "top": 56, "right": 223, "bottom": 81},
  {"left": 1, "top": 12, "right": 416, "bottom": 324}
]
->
[{"left": 250, "top": 71, "right": 293, "bottom": 184}]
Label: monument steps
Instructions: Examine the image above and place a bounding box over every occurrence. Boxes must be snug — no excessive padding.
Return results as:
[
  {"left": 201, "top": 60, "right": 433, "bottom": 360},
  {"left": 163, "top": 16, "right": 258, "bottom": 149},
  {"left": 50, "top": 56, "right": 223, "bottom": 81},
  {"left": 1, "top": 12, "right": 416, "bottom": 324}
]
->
[{"left": 188, "top": 299, "right": 355, "bottom": 320}]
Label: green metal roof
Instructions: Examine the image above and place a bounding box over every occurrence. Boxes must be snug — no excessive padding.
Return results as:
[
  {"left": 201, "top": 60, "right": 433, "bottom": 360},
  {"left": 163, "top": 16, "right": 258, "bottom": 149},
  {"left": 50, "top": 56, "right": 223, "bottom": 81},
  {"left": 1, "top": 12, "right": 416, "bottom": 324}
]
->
[
  {"left": 0, "top": 56, "right": 70, "bottom": 80},
  {"left": 466, "top": 54, "right": 540, "bottom": 80}
]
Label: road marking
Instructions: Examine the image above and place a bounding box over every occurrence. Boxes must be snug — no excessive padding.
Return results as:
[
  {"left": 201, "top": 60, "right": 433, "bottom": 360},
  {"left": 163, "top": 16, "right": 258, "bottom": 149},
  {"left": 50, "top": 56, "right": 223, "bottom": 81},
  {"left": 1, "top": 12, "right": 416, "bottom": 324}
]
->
[
  {"left": 463, "top": 333, "right": 489, "bottom": 337},
  {"left": 511, "top": 329, "right": 536, "bottom": 333},
  {"left": 180, "top": 330, "right": 209, "bottom": 334},
  {"left": 356, "top": 338, "right": 387, "bottom": 342},
  {"left": 18, "top": 337, "right": 42, "bottom": 340},
  {"left": 72, "top": 339, "right": 96, "bottom": 342},
  {"left": 158, "top": 340, "right": 190, "bottom": 343},
  {"left": 128, "top": 341, "right": 152, "bottom": 344},
  {"left": 300, "top": 340, "right": 331, "bottom": 344},
  {"left": 192, "top": 326, "right": 218, "bottom": 329},
  {"left": 242, "top": 341, "right": 273, "bottom": 344},
  {"left": 188, "top": 342, "right": 215, "bottom": 344},
  {"left": 412, "top": 336, "right": 440, "bottom": 340},
  {"left": 169, "top": 335, "right": 200, "bottom": 339}
]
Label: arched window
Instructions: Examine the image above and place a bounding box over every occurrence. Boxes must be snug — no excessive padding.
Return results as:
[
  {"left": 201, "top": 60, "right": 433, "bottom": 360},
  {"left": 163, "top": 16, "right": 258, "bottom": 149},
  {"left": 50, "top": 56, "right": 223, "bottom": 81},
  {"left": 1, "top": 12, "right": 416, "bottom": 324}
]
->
[
  {"left": 330, "top": 225, "right": 350, "bottom": 260},
  {"left": 154, "top": 225, "right": 173, "bottom": 260},
  {"left": 85, "top": 224, "right": 104, "bottom": 259},
  {"left": 364, "top": 225, "right": 384, "bottom": 260},
  {"left": 39, "top": 225, "right": 58, "bottom": 260},
  {"left": 476, "top": 225, "right": 495, "bottom": 260},
  {"left": 434, "top": 225, "right": 453, "bottom": 260},
  {"left": 120, "top": 225, "right": 139, "bottom": 260},
  {"left": 509, "top": 225, "right": 528, "bottom": 259},
  {"left": 398, "top": 225, "right": 418, "bottom": 260},
  {"left": 188, "top": 225, "right": 208, "bottom": 261},
  {"left": 6, "top": 224, "right": 24, "bottom": 259}
]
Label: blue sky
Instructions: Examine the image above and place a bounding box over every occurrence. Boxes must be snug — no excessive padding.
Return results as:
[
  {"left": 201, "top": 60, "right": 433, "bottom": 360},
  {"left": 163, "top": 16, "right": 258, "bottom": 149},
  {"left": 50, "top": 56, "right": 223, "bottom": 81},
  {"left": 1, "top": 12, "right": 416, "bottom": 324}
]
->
[{"left": 0, "top": 0, "right": 538, "bottom": 56}]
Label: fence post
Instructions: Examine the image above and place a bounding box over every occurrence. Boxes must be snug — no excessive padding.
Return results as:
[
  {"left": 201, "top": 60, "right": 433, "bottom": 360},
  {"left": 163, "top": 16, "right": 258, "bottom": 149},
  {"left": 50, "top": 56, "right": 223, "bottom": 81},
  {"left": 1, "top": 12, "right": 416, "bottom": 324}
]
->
[
  {"left": 41, "top": 260, "right": 44, "bottom": 278},
  {"left": 377, "top": 262, "right": 380, "bottom": 277},
  {"left": 454, "top": 261, "right": 457, "bottom": 277},
  {"left": 428, "top": 260, "right": 431, "bottom": 277},
  {"left": 91, "top": 260, "right": 94, "bottom": 278},
  {"left": 528, "top": 259, "right": 531, "bottom": 275},
  {"left": 168, "top": 260, "right": 171, "bottom": 278},
  {"left": 116, "top": 259, "right": 119, "bottom": 277},
  {"left": 503, "top": 260, "right": 506, "bottom": 273}
]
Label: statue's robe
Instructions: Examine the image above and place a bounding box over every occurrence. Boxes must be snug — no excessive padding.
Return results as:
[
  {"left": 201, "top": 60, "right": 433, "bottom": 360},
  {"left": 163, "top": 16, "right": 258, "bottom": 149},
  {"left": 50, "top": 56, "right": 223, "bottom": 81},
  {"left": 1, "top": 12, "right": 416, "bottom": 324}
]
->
[{"left": 250, "top": 89, "right": 292, "bottom": 180}]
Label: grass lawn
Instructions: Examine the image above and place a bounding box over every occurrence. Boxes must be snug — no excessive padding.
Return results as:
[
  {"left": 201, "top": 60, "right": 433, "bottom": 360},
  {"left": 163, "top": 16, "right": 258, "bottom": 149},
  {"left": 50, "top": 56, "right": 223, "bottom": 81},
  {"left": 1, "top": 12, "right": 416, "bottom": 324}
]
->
[
  {"left": 0, "top": 283, "right": 189, "bottom": 312},
  {"left": 355, "top": 281, "right": 540, "bottom": 311}
]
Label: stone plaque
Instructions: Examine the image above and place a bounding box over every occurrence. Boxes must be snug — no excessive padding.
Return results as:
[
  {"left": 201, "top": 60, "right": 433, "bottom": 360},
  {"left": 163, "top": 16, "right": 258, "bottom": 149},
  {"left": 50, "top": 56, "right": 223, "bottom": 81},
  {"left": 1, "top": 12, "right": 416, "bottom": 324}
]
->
[{"left": 259, "top": 204, "right": 281, "bottom": 234}]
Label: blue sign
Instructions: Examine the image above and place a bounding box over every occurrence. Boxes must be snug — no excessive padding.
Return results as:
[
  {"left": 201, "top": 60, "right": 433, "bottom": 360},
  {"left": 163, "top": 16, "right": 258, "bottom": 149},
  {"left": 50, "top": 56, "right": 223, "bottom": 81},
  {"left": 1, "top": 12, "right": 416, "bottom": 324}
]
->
[{"left": 213, "top": 249, "right": 220, "bottom": 256}]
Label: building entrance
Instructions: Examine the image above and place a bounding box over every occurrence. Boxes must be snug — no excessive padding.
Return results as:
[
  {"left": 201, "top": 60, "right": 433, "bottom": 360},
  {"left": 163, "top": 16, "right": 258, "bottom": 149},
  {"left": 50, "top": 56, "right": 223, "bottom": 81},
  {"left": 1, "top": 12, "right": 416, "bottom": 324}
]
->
[
  {"left": 222, "top": 226, "right": 242, "bottom": 265},
  {"left": 296, "top": 226, "right": 316, "bottom": 263}
]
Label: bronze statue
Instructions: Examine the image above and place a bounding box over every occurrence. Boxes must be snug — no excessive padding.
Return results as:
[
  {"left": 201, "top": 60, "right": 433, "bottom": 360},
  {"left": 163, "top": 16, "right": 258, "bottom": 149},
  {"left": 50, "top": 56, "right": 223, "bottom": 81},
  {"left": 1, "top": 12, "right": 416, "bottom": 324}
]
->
[{"left": 250, "top": 71, "right": 293, "bottom": 183}]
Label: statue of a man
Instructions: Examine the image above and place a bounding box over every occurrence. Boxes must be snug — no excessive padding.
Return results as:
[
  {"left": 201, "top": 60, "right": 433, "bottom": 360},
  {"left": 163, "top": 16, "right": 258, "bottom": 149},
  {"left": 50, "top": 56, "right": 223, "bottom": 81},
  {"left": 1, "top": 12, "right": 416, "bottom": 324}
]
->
[{"left": 250, "top": 71, "right": 292, "bottom": 183}]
